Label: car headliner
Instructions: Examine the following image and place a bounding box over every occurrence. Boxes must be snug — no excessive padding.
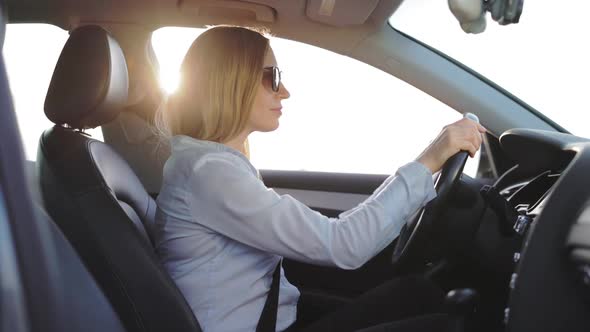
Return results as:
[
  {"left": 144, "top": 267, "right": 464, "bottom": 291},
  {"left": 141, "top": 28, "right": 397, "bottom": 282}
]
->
[{"left": 6, "top": 0, "right": 400, "bottom": 53}]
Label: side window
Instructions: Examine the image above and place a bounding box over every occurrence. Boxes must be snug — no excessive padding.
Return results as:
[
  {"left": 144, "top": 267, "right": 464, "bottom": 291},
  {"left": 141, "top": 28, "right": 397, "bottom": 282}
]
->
[
  {"left": 2, "top": 24, "right": 103, "bottom": 161},
  {"left": 152, "top": 27, "right": 480, "bottom": 176}
]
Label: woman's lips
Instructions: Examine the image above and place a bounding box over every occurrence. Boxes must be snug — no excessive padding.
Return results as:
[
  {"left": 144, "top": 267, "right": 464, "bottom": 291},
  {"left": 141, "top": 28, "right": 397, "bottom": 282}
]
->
[{"left": 271, "top": 107, "right": 282, "bottom": 114}]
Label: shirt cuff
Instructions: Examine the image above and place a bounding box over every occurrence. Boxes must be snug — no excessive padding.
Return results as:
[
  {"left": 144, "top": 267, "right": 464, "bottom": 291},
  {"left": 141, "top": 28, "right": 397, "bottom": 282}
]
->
[{"left": 396, "top": 161, "right": 437, "bottom": 207}]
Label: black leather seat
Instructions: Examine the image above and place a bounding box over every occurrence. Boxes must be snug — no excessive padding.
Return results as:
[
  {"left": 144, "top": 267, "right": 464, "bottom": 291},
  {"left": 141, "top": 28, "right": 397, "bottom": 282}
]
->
[
  {"left": 1, "top": 5, "right": 127, "bottom": 330},
  {"left": 37, "top": 25, "right": 201, "bottom": 332}
]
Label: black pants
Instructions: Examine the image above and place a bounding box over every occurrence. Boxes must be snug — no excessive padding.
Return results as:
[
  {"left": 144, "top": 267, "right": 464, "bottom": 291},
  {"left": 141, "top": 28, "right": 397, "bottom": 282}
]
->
[{"left": 284, "top": 275, "right": 448, "bottom": 332}]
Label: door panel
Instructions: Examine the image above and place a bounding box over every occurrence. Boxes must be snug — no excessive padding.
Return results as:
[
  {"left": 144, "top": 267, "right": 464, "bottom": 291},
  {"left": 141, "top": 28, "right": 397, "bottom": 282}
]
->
[
  {"left": 261, "top": 170, "right": 388, "bottom": 194},
  {"left": 273, "top": 188, "right": 369, "bottom": 218}
]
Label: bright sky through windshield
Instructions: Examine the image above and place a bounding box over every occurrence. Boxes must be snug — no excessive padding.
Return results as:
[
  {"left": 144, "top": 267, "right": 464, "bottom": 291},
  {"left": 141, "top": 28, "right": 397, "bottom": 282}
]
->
[{"left": 391, "top": 0, "right": 590, "bottom": 138}]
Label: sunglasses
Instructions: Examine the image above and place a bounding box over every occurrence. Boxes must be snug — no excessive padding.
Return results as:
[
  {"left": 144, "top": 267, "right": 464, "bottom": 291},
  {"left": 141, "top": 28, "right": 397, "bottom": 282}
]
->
[{"left": 262, "top": 66, "right": 282, "bottom": 92}]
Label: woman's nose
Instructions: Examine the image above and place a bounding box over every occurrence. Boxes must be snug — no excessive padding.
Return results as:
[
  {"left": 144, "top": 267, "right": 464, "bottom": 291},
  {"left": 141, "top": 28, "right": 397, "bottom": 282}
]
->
[{"left": 278, "top": 82, "right": 290, "bottom": 99}]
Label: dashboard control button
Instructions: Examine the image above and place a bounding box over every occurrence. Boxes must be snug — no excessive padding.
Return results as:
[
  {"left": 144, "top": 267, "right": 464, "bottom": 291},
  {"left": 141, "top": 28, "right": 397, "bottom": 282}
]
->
[
  {"left": 514, "top": 215, "right": 532, "bottom": 235},
  {"left": 509, "top": 273, "right": 518, "bottom": 289},
  {"left": 513, "top": 252, "right": 521, "bottom": 263}
]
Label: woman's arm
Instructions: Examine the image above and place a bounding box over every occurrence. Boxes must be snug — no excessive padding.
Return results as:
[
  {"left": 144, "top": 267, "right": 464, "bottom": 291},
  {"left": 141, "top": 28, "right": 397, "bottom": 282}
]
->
[{"left": 186, "top": 153, "right": 435, "bottom": 270}]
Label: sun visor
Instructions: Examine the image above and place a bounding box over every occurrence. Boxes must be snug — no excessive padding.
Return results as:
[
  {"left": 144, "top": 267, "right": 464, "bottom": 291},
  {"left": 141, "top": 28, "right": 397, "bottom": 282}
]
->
[
  {"left": 179, "top": 0, "right": 275, "bottom": 23},
  {"left": 306, "top": 0, "right": 380, "bottom": 26}
]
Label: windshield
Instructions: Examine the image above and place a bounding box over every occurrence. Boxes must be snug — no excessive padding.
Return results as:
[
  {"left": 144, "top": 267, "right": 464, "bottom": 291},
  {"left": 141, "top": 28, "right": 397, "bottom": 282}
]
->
[{"left": 390, "top": 0, "right": 590, "bottom": 138}]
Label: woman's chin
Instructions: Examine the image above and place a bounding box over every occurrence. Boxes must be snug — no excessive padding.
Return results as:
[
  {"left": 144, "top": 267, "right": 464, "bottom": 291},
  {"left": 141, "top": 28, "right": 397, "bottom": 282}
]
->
[{"left": 258, "top": 121, "right": 280, "bottom": 132}]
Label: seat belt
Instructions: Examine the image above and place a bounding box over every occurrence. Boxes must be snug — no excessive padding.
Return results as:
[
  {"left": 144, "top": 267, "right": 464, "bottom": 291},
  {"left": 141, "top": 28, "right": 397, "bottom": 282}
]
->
[{"left": 256, "top": 260, "right": 282, "bottom": 332}]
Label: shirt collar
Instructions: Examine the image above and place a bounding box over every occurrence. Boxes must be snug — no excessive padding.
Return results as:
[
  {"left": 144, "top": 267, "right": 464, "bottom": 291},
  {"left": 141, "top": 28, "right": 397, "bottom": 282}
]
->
[{"left": 171, "top": 135, "right": 258, "bottom": 176}]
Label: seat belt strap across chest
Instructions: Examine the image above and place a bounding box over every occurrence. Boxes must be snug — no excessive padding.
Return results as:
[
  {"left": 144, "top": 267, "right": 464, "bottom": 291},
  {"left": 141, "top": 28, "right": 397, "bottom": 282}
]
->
[{"left": 256, "top": 260, "right": 282, "bottom": 332}]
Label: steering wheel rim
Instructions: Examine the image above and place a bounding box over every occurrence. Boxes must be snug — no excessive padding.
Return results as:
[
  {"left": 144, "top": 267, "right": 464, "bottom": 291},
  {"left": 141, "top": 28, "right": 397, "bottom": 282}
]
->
[{"left": 391, "top": 150, "right": 470, "bottom": 267}]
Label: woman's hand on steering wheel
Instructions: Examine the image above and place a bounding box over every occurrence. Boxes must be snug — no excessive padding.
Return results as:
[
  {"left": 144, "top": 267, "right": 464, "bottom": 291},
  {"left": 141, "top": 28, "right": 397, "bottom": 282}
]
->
[
  {"left": 391, "top": 113, "right": 486, "bottom": 268},
  {"left": 416, "top": 115, "right": 487, "bottom": 174}
]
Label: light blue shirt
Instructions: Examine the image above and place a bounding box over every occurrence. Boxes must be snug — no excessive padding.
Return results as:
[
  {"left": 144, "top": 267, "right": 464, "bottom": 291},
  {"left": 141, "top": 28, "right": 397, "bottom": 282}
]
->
[{"left": 155, "top": 135, "right": 437, "bottom": 332}]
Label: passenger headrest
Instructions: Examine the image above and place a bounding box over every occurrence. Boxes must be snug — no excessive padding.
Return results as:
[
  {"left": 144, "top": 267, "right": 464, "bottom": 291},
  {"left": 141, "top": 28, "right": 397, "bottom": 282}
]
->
[{"left": 44, "top": 25, "right": 128, "bottom": 129}]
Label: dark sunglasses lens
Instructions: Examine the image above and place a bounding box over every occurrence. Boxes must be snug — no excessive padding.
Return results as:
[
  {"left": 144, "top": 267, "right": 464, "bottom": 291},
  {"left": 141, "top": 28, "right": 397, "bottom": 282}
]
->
[
  {"left": 273, "top": 67, "right": 280, "bottom": 92},
  {"left": 262, "top": 67, "right": 281, "bottom": 92}
]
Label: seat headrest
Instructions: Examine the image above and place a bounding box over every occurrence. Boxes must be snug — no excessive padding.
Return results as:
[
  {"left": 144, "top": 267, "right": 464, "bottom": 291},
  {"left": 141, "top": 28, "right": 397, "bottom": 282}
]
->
[{"left": 44, "top": 25, "right": 128, "bottom": 129}]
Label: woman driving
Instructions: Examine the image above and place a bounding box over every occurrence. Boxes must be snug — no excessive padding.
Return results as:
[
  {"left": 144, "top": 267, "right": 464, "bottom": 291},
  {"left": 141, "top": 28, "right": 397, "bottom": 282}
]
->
[{"left": 155, "top": 26, "right": 485, "bottom": 332}]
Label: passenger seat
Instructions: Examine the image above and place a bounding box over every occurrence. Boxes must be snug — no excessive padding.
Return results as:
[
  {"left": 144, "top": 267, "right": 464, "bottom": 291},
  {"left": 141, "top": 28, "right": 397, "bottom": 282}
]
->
[{"left": 37, "top": 25, "right": 201, "bottom": 332}]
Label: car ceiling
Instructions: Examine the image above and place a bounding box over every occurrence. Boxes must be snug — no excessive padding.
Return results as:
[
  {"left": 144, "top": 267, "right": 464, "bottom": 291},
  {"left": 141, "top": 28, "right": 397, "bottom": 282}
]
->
[{"left": 6, "top": 0, "right": 401, "bottom": 51}]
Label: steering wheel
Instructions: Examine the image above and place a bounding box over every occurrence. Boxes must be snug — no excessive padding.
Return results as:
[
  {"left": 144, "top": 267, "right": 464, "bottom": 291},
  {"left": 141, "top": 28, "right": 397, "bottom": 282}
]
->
[{"left": 391, "top": 113, "right": 479, "bottom": 267}]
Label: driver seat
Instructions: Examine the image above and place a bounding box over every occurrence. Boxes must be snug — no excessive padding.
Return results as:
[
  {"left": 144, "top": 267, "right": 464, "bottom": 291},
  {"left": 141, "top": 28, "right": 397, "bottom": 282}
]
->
[{"left": 37, "top": 25, "right": 202, "bottom": 332}]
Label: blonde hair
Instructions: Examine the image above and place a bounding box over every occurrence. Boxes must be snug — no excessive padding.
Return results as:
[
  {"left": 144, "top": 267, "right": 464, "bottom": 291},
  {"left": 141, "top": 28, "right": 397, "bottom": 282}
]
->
[{"left": 156, "top": 26, "right": 269, "bottom": 156}]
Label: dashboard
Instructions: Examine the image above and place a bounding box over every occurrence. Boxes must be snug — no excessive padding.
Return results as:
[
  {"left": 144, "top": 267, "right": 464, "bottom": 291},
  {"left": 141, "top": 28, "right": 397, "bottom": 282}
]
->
[
  {"left": 488, "top": 128, "right": 590, "bottom": 331},
  {"left": 436, "top": 128, "right": 590, "bottom": 331}
]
